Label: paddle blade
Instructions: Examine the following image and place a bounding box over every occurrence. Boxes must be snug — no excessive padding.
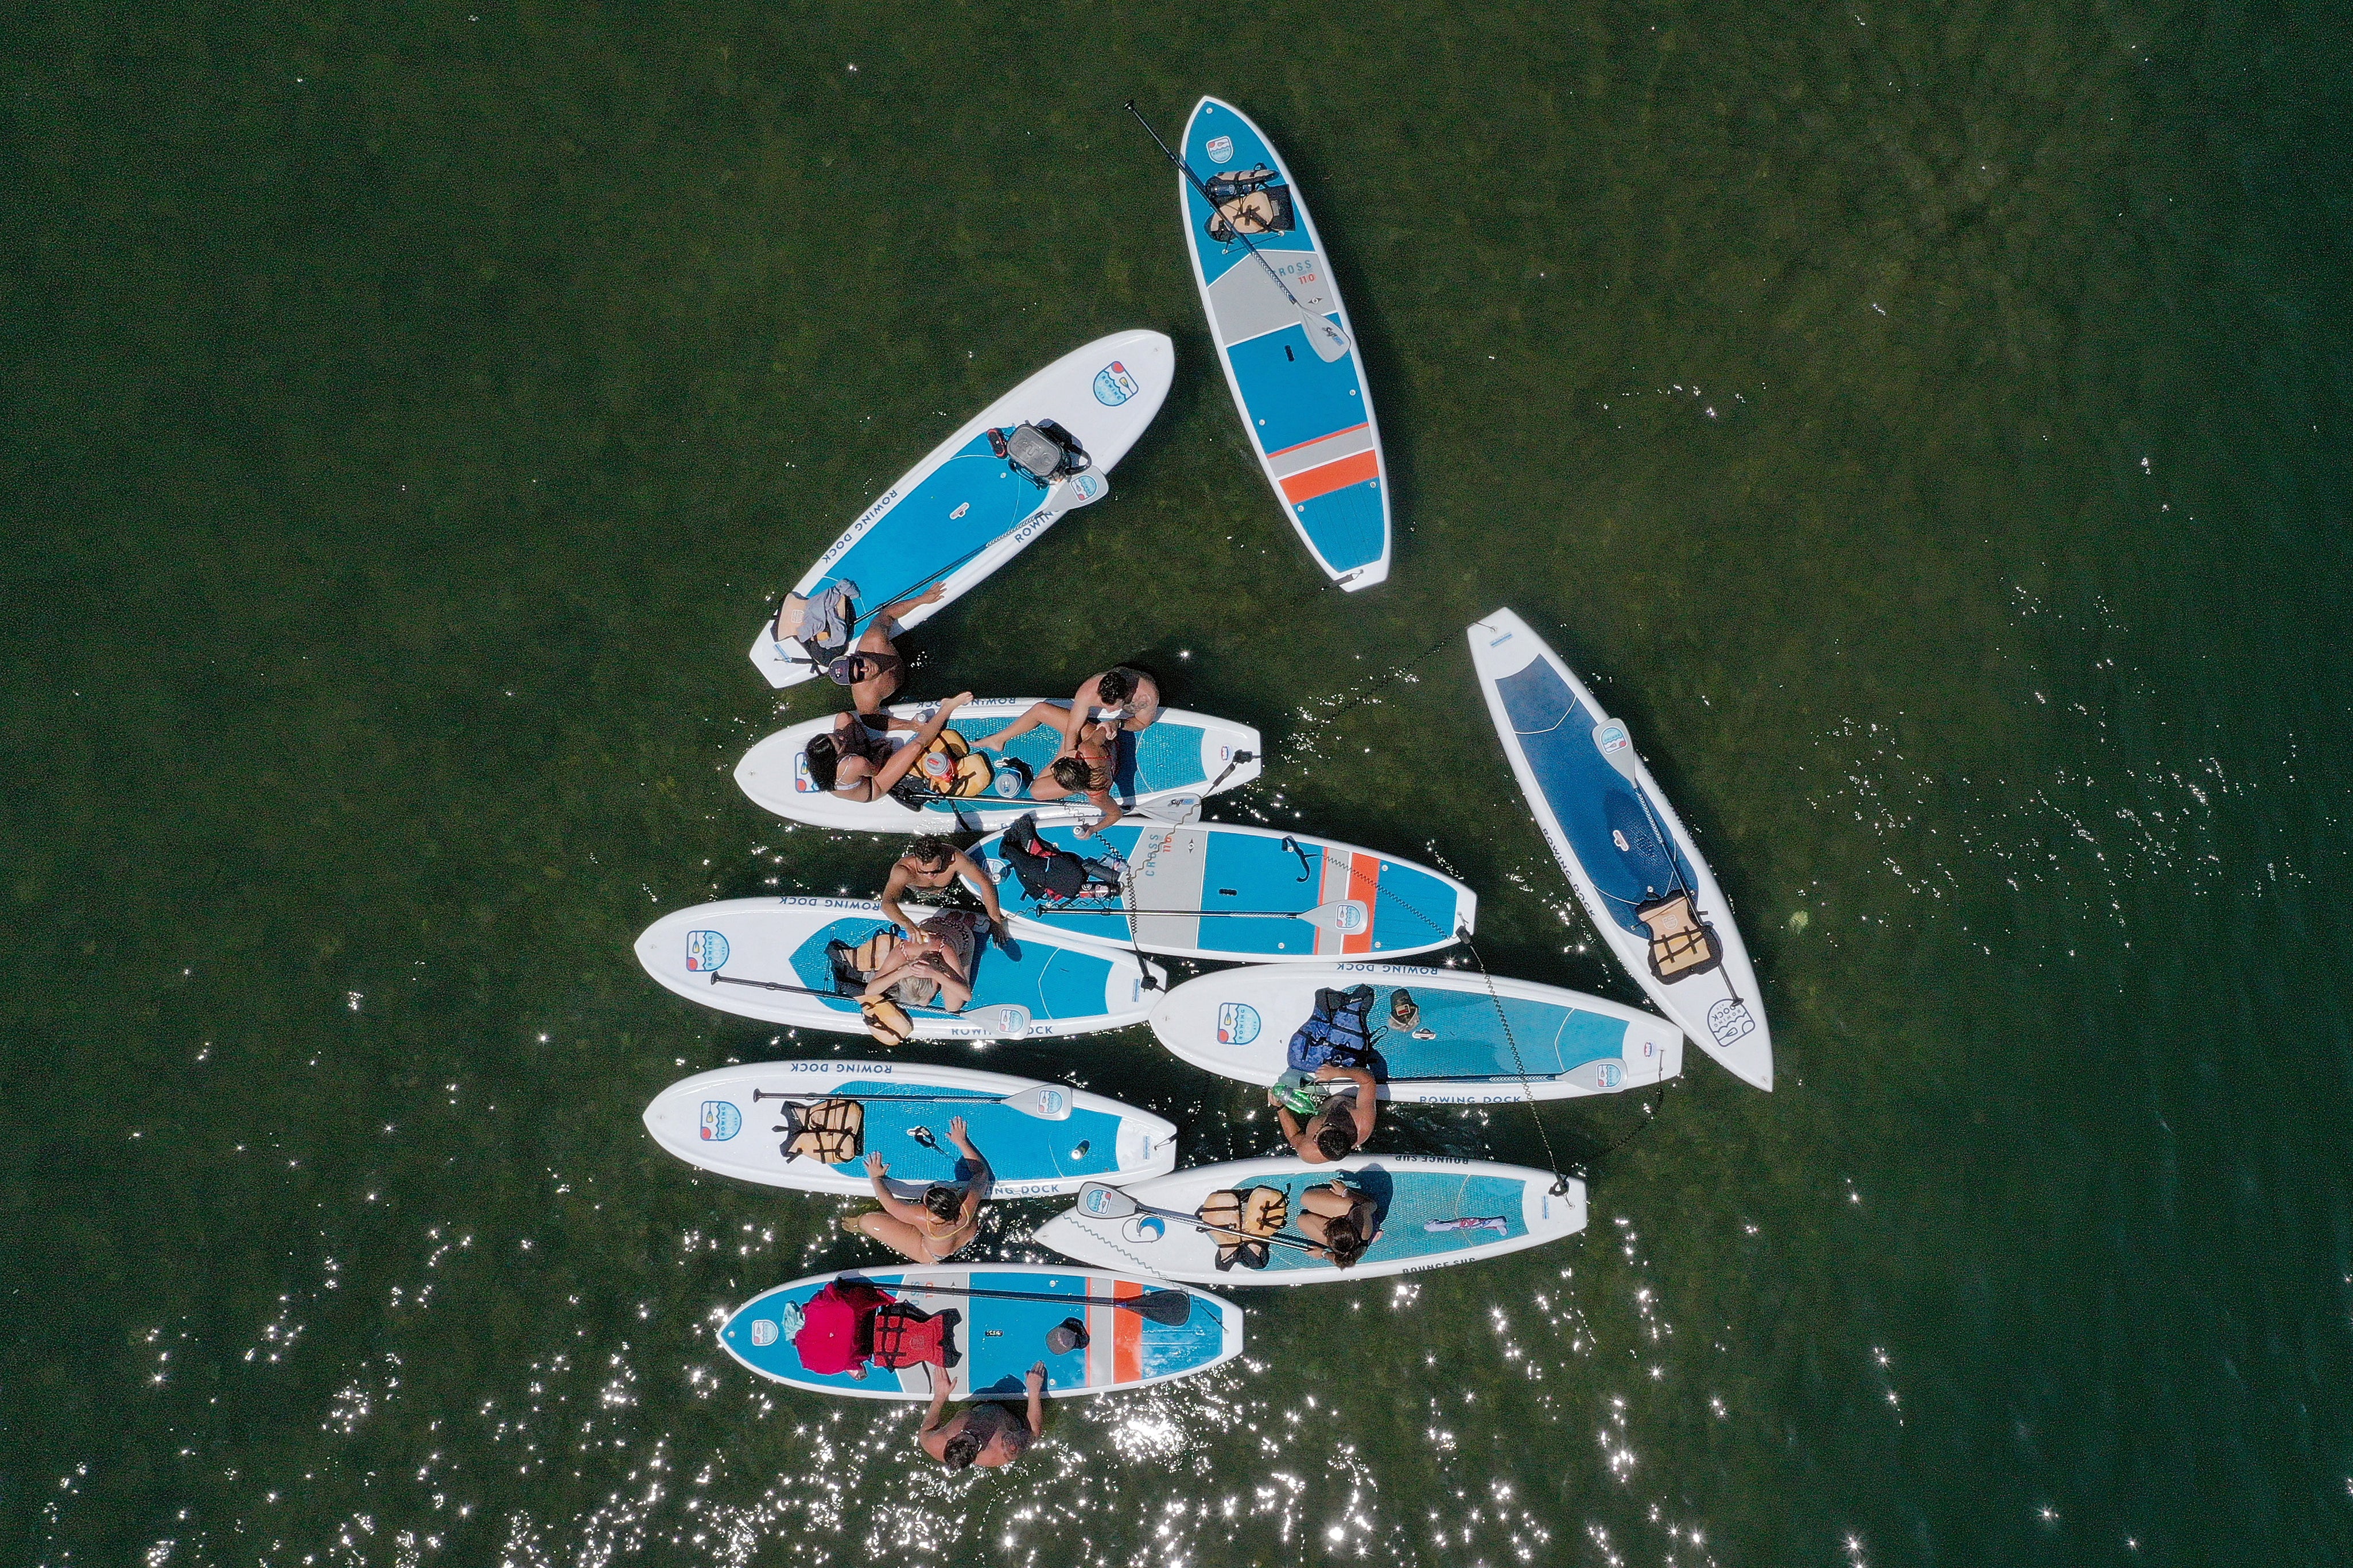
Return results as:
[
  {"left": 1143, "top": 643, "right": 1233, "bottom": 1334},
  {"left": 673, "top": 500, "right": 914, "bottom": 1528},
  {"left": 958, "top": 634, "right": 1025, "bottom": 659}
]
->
[
  {"left": 1047, "top": 470, "right": 1110, "bottom": 513},
  {"left": 1130, "top": 1289, "right": 1196, "bottom": 1325},
  {"left": 1005, "top": 1083, "right": 1075, "bottom": 1120},
  {"left": 1075, "top": 1180, "right": 1140, "bottom": 1219},
  {"left": 1300, "top": 898, "right": 1372, "bottom": 936},
  {"left": 975, "top": 1004, "right": 1033, "bottom": 1039},
  {"left": 1302, "top": 308, "right": 1349, "bottom": 362},
  {"left": 1133, "top": 792, "right": 1203, "bottom": 825},
  {"left": 1593, "top": 718, "right": 1641, "bottom": 784}
]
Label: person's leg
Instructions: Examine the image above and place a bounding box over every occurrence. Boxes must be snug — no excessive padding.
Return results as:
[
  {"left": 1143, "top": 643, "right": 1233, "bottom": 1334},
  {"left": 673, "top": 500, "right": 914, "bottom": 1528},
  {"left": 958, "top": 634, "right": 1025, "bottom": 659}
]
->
[
  {"left": 847, "top": 1211, "right": 937, "bottom": 1264},
  {"left": 974, "top": 701, "right": 1069, "bottom": 752}
]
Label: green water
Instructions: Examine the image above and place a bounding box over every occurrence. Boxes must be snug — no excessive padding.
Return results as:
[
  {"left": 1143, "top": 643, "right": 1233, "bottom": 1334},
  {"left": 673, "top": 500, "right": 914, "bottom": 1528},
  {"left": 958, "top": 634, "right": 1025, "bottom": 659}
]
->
[{"left": 6, "top": 0, "right": 2350, "bottom": 1562}]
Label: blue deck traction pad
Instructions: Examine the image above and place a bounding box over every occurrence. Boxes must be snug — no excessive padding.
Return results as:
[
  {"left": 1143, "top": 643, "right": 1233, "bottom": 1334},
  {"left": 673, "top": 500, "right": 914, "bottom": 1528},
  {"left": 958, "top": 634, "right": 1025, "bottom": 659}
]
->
[
  {"left": 1355, "top": 985, "right": 1632, "bottom": 1081},
  {"left": 1242, "top": 1170, "right": 1531, "bottom": 1273},
  {"left": 798, "top": 1079, "right": 1125, "bottom": 1184},
  {"left": 786, "top": 917, "right": 1122, "bottom": 1023},
  {"left": 1491, "top": 660, "right": 1702, "bottom": 937}
]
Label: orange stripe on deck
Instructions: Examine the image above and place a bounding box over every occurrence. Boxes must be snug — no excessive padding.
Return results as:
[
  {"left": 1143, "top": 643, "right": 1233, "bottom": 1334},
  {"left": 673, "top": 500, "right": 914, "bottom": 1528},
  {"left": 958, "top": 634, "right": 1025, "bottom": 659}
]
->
[
  {"left": 1345, "top": 853, "right": 1382, "bottom": 955},
  {"left": 1278, "top": 448, "right": 1381, "bottom": 505},
  {"left": 1112, "top": 1278, "right": 1143, "bottom": 1384}
]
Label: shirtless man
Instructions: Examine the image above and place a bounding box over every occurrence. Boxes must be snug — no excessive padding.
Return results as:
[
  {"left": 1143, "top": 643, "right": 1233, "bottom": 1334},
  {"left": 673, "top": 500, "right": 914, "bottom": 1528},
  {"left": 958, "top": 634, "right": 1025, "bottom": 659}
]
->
[
  {"left": 1272, "top": 1065, "right": 1380, "bottom": 1165},
  {"left": 771, "top": 583, "right": 943, "bottom": 718},
  {"left": 844, "top": 1115, "right": 990, "bottom": 1263},
  {"left": 879, "top": 836, "right": 1008, "bottom": 941},
  {"left": 919, "top": 1361, "right": 1047, "bottom": 1472},
  {"left": 1057, "top": 665, "right": 1162, "bottom": 757}
]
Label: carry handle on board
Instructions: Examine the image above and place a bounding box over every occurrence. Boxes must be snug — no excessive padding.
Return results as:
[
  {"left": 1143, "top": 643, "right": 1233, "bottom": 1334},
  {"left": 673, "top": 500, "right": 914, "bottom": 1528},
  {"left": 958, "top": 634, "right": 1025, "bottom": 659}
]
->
[
  {"left": 885, "top": 1277, "right": 1196, "bottom": 1325},
  {"left": 1124, "top": 101, "right": 1350, "bottom": 364},
  {"left": 750, "top": 1084, "right": 1074, "bottom": 1122},
  {"left": 1076, "top": 1181, "right": 1326, "bottom": 1255}
]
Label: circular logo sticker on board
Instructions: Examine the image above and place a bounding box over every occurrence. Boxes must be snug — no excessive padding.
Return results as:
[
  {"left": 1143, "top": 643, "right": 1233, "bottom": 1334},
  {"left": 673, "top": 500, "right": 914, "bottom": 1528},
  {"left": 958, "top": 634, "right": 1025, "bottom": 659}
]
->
[
  {"left": 749, "top": 1318, "right": 778, "bottom": 1347},
  {"left": 700, "top": 1100, "right": 743, "bottom": 1141},
  {"left": 1216, "top": 1002, "right": 1261, "bottom": 1045},
  {"left": 685, "top": 930, "right": 730, "bottom": 972},
  {"left": 1092, "top": 360, "right": 1140, "bottom": 406},
  {"left": 1206, "top": 134, "right": 1234, "bottom": 163}
]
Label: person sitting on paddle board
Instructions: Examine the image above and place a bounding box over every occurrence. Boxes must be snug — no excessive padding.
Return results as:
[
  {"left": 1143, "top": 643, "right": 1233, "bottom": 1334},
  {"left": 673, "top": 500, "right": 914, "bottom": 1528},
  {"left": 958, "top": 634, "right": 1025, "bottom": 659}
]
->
[
  {"left": 879, "top": 836, "right": 1011, "bottom": 946},
  {"left": 1055, "top": 666, "right": 1162, "bottom": 759},
  {"left": 771, "top": 582, "right": 943, "bottom": 719},
  {"left": 973, "top": 704, "right": 1126, "bottom": 838},
  {"left": 803, "top": 692, "right": 976, "bottom": 803},
  {"left": 856, "top": 908, "right": 984, "bottom": 1018},
  {"left": 843, "top": 1114, "right": 992, "bottom": 1264},
  {"left": 919, "top": 1360, "right": 1047, "bottom": 1472},
  {"left": 1295, "top": 1177, "right": 1381, "bottom": 1269},
  {"left": 1270, "top": 985, "right": 1384, "bottom": 1163}
]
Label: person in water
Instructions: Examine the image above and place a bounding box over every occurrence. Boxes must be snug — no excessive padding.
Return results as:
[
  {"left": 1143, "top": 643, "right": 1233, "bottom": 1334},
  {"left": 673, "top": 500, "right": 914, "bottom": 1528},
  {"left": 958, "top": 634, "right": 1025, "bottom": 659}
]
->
[
  {"left": 919, "top": 1361, "right": 1047, "bottom": 1472},
  {"left": 857, "top": 908, "right": 983, "bottom": 1017},
  {"left": 843, "top": 1114, "right": 991, "bottom": 1263},
  {"left": 973, "top": 703, "right": 1125, "bottom": 838},
  {"left": 1272, "top": 985, "right": 1385, "bottom": 1162},
  {"left": 879, "top": 835, "right": 1009, "bottom": 939},
  {"left": 1294, "top": 1177, "right": 1381, "bottom": 1268},
  {"left": 771, "top": 582, "right": 942, "bottom": 718},
  {"left": 1272, "top": 1065, "right": 1379, "bottom": 1164},
  {"left": 1057, "top": 666, "right": 1161, "bottom": 757},
  {"left": 803, "top": 692, "right": 976, "bottom": 803}
]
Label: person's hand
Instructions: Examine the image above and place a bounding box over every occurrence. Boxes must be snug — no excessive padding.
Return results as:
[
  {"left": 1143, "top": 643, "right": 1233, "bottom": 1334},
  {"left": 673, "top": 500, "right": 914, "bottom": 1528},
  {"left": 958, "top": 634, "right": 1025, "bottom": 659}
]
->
[
  {"left": 865, "top": 1153, "right": 888, "bottom": 1179},
  {"left": 948, "top": 1115, "right": 969, "bottom": 1142},
  {"left": 1027, "top": 1362, "right": 1047, "bottom": 1392},
  {"left": 915, "top": 583, "right": 948, "bottom": 606},
  {"left": 1073, "top": 820, "right": 1097, "bottom": 840}
]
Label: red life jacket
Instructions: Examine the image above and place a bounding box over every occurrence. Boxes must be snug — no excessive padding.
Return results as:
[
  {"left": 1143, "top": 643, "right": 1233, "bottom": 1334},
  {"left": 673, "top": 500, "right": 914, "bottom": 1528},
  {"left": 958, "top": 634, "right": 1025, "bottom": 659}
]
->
[{"left": 791, "top": 1280, "right": 952, "bottom": 1374}]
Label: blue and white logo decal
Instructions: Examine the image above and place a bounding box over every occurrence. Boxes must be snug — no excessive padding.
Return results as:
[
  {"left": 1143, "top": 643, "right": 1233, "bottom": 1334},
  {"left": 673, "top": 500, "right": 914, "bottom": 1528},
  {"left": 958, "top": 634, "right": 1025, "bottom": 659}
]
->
[
  {"left": 1206, "top": 135, "right": 1234, "bottom": 164},
  {"left": 1093, "top": 360, "right": 1140, "bottom": 406},
  {"left": 793, "top": 752, "right": 817, "bottom": 793},
  {"left": 1595, "top": 722, "right": 1632, "bottom": 764},
  {"left": 1217, "top": 1002, "right": 1261, "bottom": 1046},
  {"left": 749, "top": 1317, "right": 778, "bottom": 1347},
  {"left": 1069, "top": 473, "right": 1105, "bottom": 503},
  {"left": 1707, "top": 998, "right": 1757, "bottom": 1046},
  {"left": 685, "top": 929, "right": 730, "bottom": 972},
  {"left": 700, "top": 1100, "right": 743, "bottom": 1141}
]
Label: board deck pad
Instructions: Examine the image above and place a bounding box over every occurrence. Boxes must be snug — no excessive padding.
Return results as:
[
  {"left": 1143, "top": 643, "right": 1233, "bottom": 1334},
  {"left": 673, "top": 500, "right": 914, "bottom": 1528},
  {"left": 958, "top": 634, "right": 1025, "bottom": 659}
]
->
[
  {"left": 1182, "top": 97, "right": 1389, "bottom": 590},
  {"left": 967, "top": 820, "right": 1473, "bottom": 962},
  {"left": 720, "top": 1267, "right": 1242, "bottom": 1399}
]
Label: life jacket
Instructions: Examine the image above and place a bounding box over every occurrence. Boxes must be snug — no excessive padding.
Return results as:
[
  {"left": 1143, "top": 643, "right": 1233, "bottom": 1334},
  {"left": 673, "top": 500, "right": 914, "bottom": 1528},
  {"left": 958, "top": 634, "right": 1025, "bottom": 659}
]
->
[
  {"left": 826, "top": 925, "right": 918, "bottom": 1045},
  {"left": 1636, "top": 892, "right": 1722, "bottom": 982},
  {"left": 1202, "top": 167, "right": 1297, "bottom": 242},
  {"left": 868, "top": 1302, "right": 956, "bottom": 1369},
  {"left": 1286, "top": 985, "right": 1383, "bottom": 1076},
  {"left": 1198, "top": 1185, "right": 1290, "bottom": 1271},
  {"left": 1000, "top": 813, "right": 1124, "bottom": 906},
  {"left": 898, "top": 728, "right": 993, "bottom": 801},
  {"left": 987, "top": 421, "right": 1090, "bottom": 488},
  {"left": 791, "top": 1280, "right": 957, "bottom": 1374},
  {"left": 775, "top": 1097, "right": 864, "bottom": 1164}
]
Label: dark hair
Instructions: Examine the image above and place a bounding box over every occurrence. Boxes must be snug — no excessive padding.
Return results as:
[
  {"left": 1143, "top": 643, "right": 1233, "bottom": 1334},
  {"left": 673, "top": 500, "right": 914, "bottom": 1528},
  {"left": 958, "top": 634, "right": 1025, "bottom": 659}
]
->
[
  {"left": 1094, "top": 667, "right": 1135, "bottom": 706},
  {"left": 907, "top": 835, "right": 956, "bottom": 869},
  {"left": 1047, "top": 756, "right": 1095, "bottom": 793},
  {"left": 941, "top": 1430, "right": 985, "bottom": 1472},
  {"left": 1322, "top": 1216, "right": 1369, "bottom": 1268},
  {"left": 804, "top": 734, "right": 841, "bottom": 792},
  {"left": 1313, "top": 1118, "right": 1357, "bottom": 1162},
  {"left": 923, "top": 1185, "right": 961, "bottom": 1222}
]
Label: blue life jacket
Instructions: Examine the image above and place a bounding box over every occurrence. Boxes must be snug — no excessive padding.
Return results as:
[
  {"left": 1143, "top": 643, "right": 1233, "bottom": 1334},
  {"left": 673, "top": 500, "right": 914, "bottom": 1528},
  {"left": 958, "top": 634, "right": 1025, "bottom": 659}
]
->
[{"left": 1287, "top": 985, "right": 1384, "bottom": 1076}]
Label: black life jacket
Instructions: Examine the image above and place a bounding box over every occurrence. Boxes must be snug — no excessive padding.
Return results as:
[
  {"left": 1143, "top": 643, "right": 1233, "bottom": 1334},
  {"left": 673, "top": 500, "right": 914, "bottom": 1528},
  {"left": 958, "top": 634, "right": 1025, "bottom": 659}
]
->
[{"left": 999, "top": 814, "right": 1122, "bottom": 905}]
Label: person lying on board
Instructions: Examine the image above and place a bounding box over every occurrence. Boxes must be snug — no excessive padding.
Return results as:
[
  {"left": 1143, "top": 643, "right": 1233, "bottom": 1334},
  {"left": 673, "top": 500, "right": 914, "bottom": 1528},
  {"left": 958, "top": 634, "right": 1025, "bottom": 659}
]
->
[
  {"left": 856, "top": 909, "right": 981, "bottom": 1017},
  {"left": 973, "top": 705, "right": 1125, "bottom": 838},
  {"left": 1271, "top": 985, "right": 1384, "bottom": 1163},
  {"left": 803, "top": 692, "right": 975, "bottom": 803},
  {"left": 842, "top": 1114, "right": 991, "bottom": 1263},
  {"left": 1057, "top": 666, "right": 1162, "bottom": 757},
  {"left": 880, "top": 836, "right": 1011, "bottom": 946},
  {"left": 1294, "top": 1177, "right": 1381, "bottom": 1268},
  {"left": 920, "top": 1361, "right": 1047, "bottom": 1471}
]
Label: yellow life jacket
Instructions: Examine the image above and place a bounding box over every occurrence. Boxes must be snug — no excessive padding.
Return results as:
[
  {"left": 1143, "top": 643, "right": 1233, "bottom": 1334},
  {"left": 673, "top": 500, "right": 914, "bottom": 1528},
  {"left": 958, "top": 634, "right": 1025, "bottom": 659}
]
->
[{"left": 778, "top": 1097, "right": 865, "bottom": 1164}]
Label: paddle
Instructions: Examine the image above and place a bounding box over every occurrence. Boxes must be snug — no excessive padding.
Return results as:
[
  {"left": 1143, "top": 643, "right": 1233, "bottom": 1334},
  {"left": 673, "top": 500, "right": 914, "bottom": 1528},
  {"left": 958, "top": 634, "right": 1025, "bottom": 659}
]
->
[
  {"left": 751, "top": 1084, "right": 1074, "bottom": 1122},
  {"left": 1592, "top": 717, "right": 1699, "bottom": 903},
  {"left": 1124, "top": 102, "right": 1349, "bottom": 364},
  {"left": 885, "top": 1277, "right": 1196, "bottom": 1325},
  {"left": 1075, "top": 1182, "right": 1325, "bottom": 1255},
  {"left": 1032, "top": 898, "right": 1370, "bottom": 933},
  {"left": 1126, "top": 792, "right": 1203, "bottom": 826},
  {"left": 706, "top": 972, "right": 1034, "bottom": 1037}
]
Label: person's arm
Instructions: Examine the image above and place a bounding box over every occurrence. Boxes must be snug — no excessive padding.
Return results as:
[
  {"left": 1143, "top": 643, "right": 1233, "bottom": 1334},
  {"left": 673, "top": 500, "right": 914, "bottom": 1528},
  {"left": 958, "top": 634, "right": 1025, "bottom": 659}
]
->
[
  {"left": 947, "top": 1116, "right": 991, "bottom": 1210},
  {"left": 868, "top": 694, "right": 973, "bottom": 795},
  {"left": 1272, "top": 1101, "right": 1309, "bottom": 1157},
  {"left": 877, "top": 582, "right": 948, "bottom": 626},
  {"left": 1024, "top": 1362, "right": 1047, "bottom": 1437},
  {"left": 950, "top": 850, "right": 1005, "bottom": 928},
  {"left": 1059, "top": 676, "right": 1102, "bottom": 756},
  {"left": 917, "top": 1378, "right": 954, "bottom": 1459},
  {"left": 864, "top": 1153, "right": 929, "bottom": 1223},
  {"left": 878, "top": 863, "right": 914, "bottom": 931}
]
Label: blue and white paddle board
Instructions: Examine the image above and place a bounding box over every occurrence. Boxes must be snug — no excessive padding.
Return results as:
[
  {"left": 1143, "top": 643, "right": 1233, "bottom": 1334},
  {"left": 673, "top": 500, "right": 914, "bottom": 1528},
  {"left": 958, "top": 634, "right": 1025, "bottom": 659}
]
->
[
  {"left": 720, "top": 1266, "right": 1244, "bottom": 1400},
  {"left": 1468, "top": 609, "right": 1773, "bottom": 1089},
  {"left": 642, "top": 1060, "right": 1178, "bottom": 1197},
  {"left": 634, "top": 898, "right": 1163, "bottom": 1041},
  {"left": 1148, "top": 962, "right": 1683, "bottom": 1103},
  {"left": 735, "top": 698, "right": 1260, "bottom": 833},
  {"left": 750, "top": 330, "right": 1175, "bottom": 687},
  {"left": 964, "top": 820, "right": 1476, "bottom": 963},
  {"left": 1181, "top": 98, "right": 1389, "bottom": 590},
  {"left": 1036, "top": 1155, "right": 1587, "bottom": 1286}
]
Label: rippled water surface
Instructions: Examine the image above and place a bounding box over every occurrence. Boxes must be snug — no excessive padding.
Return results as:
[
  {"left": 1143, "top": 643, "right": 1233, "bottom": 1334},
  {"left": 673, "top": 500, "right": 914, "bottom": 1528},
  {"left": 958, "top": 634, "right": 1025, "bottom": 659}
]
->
[{"left": 6, "top": 1, "right": 2351, "bottom": 1563}]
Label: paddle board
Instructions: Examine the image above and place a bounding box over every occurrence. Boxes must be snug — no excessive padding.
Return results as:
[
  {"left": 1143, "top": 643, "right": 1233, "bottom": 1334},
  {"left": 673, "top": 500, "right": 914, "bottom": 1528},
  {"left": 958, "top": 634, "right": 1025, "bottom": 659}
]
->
[
  {"left": 634, "top": 897, "right": 1163, "bottom": 1040},
  {"left": 1467, "top": 609, "right": 1773, "bottom": 1089},
  {"left": 736, "top": 698, "right": 1260, "bottom": 833},
  {"left": 964, "top": 819, "right": 1476, "bottom": 962},
  {"left": 1148, "top": 962, "right": 1682, "bottom": 1103},
  {"left": 1180, "top": 97, "right": 1390, "bottom": 591},
  {"left": 750, "top": 330, "right": 1175, "bottom": 687},
  {"left": 644, "top": 1060, "right": 1178, "bottom": 1197},
  {"left": 720, "top": 1266, "right": 1244, "bottom": 1400},
  {"left": 1036, "top": 1155, "right": 1587, "bottom": 1286}
]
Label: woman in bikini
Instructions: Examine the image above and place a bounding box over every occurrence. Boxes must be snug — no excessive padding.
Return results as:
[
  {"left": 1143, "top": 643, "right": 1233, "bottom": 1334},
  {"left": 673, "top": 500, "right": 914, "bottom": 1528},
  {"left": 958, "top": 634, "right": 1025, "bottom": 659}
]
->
[
  {"left": 844, "top": 1114, "right": 991, "bottom": 1264},
  {"left": 972, "top": 705, "right": 1125, "bottom": 838},
  {"left": 856, "top": 909, "right": 983, "bottom": 1015},
  {"left": 1294, "top": 1178, "right": 1381, "bottom": 1268},
  {"left": 803, "top": 692, "right": 976, "bottom": 803}
]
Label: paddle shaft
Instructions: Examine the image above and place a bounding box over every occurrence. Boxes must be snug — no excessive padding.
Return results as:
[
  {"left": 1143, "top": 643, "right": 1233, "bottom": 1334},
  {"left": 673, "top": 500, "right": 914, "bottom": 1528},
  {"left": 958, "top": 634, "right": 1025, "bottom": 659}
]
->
[
  {"left": 708, "top": 970, "right": 970, "bottom": 1018},
  {"left": 890, "top": 1279, "right": 1193, "bottom": 1323}
]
